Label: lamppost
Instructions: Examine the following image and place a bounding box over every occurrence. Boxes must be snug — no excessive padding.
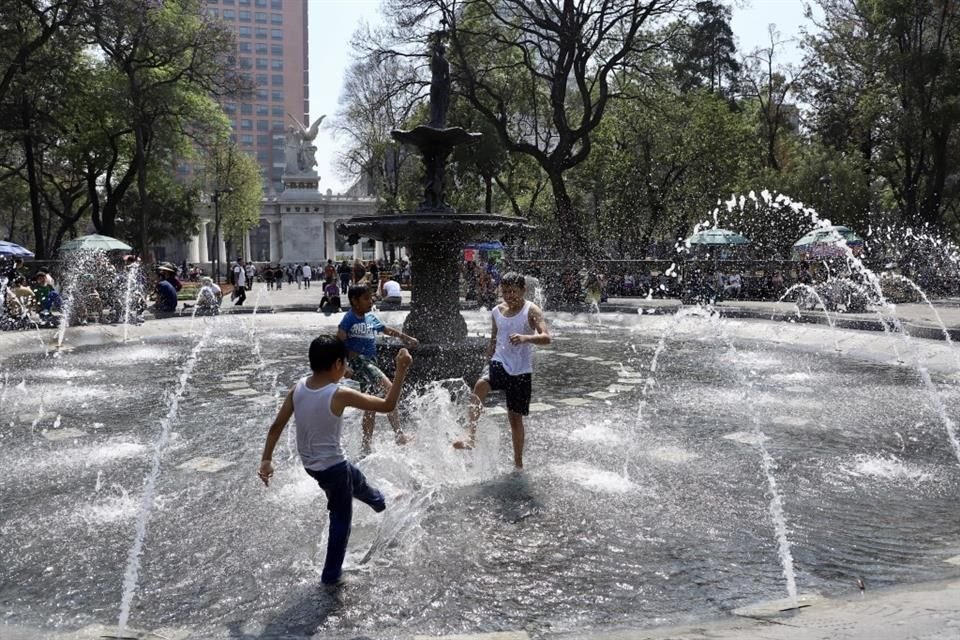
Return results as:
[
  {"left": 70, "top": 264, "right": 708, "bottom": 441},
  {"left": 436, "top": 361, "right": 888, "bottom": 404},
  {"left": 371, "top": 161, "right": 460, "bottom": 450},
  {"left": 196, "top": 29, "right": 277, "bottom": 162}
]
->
[{"left": 211, "top": 187, "right": 234, "bottom": 283}]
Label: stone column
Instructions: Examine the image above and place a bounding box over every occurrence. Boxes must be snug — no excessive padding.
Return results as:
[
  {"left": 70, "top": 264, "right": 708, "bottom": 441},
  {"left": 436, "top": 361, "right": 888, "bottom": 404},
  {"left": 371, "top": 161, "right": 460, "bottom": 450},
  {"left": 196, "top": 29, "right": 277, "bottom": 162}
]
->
[
  {"left": 187, "top": 233, "right": 201, "bottom": 264},
  {"left": 198, "top": 222, "right": 209, "bottom": 263},
  {"left": 218, "top": 230, "right": 227, "bottom": 271},
  {"left": 399, "top": 246, "right": 408, "bottom": 261},
  {"left": 325, "top": 221, "right": 337, "bottom": 261},
  {"left": 243, "top": 229, "right": 252, "bottom": 261},
  {"left": 269, "top": 221, "right": 281, "bottom": 262},
  {"left": 374, "top": 240, "right": 385, "bottom": 261},
  {"left": 353, "top": 241, "right": 363, "bottom": 261}
]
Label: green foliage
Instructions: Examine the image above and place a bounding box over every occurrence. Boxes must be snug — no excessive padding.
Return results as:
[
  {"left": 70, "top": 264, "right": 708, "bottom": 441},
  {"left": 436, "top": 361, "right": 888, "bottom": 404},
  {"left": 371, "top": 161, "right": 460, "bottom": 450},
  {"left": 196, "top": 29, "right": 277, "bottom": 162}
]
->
[{"left": 200, "top": 140, "right": 263, "bottom": 239}]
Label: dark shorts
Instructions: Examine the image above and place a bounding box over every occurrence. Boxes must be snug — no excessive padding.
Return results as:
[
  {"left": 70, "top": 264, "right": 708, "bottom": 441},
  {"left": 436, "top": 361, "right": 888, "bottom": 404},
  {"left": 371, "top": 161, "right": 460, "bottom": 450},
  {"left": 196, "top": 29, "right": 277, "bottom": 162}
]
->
[
  {"left": 484, "top": 360, "right": 532, "bottom": 416},
  {"left": 348, "top": 355, "right": 386, "bottom": 393}
]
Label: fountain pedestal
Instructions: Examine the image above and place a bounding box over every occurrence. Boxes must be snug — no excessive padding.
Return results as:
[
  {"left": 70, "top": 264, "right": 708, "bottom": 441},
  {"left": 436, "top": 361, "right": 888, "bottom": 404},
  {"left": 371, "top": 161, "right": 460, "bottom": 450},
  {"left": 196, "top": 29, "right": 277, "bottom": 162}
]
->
[{"left": 338, "top": 32, "right": 534, "bottom": 385}]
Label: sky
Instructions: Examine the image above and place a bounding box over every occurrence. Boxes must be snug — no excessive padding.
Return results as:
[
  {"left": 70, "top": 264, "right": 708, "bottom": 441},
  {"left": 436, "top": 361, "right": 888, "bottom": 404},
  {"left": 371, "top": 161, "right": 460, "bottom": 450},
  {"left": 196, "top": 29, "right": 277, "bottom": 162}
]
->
[{"left": 307, "top": 0, "right": 816, "bottom": 195}]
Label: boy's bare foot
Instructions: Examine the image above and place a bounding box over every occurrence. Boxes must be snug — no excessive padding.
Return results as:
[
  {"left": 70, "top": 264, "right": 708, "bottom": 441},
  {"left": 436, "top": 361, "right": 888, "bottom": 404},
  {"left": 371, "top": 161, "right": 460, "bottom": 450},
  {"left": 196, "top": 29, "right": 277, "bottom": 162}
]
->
[
  {"left": 395, "top": 432, "right": 412, "bottom": 445},
  {"left": 452, "top": 438, "right": 475, "bottom": 450}
]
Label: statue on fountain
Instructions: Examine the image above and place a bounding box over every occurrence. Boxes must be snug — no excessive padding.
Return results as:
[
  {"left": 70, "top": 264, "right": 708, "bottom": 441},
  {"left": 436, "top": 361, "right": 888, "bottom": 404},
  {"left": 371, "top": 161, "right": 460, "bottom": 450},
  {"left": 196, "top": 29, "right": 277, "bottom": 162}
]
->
[
  {"left": 428, "top": 32, "right": 451, "bottom": 129},
  {"left": 284, "top": 113, "right": 325, "bottom": 174}
]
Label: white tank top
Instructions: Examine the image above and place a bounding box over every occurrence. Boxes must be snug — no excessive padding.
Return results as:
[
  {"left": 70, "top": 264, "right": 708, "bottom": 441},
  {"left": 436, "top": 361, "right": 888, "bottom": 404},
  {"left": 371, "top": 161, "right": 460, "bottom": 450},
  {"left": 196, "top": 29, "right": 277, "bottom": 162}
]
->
[
  {"left": 492, "top": 300, "right": 535, "bottom": 375},
  {"left": 292, "top": 378, "right": 345, "bottom": 471}
]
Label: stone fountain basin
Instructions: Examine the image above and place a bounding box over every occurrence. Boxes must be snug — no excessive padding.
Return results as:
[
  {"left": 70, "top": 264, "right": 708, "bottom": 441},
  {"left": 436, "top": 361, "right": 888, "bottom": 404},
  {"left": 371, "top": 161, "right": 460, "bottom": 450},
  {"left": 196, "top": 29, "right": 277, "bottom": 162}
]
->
[{"left": 1, "top": 311, "right": 958, "bottom": 638}]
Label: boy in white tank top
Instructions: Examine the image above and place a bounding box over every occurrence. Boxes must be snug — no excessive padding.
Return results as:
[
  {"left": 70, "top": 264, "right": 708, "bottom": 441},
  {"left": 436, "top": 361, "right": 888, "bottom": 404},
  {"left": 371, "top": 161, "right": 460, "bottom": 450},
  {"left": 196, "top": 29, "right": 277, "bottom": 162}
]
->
[
  {"left": 258, "top": 337, "right": 412, "bottom": 586},
  {"left": 453, "top": 272, "right": 551, "bottom": 468}
]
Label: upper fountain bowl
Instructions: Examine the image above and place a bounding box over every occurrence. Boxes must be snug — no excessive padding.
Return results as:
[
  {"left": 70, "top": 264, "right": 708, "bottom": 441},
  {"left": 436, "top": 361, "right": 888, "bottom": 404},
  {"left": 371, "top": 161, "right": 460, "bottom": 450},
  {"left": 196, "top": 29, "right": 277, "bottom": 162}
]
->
[
  {"left": 392, "top": 124, "right": 480, "bottom": 149},
  {"left": 337, "top": 211, "right": 535, "bottom": 245}
]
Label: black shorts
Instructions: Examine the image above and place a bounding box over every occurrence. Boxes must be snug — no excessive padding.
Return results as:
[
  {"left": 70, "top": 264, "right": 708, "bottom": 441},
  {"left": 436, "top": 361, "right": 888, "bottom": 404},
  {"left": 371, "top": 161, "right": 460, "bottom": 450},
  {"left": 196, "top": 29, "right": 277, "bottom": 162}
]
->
[{"left": 485, "top": 360, "right": 532, "bottom": 416}]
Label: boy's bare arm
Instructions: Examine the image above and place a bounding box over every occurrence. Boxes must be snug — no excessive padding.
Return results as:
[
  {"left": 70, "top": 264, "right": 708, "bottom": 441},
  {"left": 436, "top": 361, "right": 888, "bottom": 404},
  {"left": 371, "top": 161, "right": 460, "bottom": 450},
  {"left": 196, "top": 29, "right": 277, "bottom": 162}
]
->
[
  {"left": 333, "top": 348, "right": 413, "bottom": 414},
  {"left": 336, "top": 328, "right": 348, "bottom": 342},
  {"left": 382, "top": 326, "right": 419, "bottom": 347},
  {"left": 258, "top": 390, "right": 294, "bottom": 486},
  {"left": 526, "top": 305, "right": 552, "bottom": 345},
  {"left": 485, "top": 315, "right": 497, "bottom": 358}
]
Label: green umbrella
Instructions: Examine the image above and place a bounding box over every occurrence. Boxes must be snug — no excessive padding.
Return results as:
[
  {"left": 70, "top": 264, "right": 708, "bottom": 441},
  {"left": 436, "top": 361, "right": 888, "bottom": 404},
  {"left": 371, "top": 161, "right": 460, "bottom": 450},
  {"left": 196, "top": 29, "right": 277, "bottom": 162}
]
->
[
  {"left": 60, "top": 234, "right": 133, "bottom": 252},
  {"left": 685, "top": 228, "right": 750, "bottom": 245},
  {"left": 793, "top": 225, "right": 864, "bottom": 259},
  {"left": 793, "top": 225, "right": 863, "bottom": 247}
]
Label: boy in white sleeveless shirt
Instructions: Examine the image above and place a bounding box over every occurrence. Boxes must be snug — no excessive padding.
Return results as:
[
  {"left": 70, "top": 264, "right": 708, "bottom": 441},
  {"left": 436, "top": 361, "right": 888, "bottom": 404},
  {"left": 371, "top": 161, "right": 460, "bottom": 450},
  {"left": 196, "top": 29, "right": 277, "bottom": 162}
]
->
[
  {"left": 258, "top": 336, "right": 412, "bottom": 585},
  {"left": 454, "top": 272, "right": 551, "bottom": 468}
]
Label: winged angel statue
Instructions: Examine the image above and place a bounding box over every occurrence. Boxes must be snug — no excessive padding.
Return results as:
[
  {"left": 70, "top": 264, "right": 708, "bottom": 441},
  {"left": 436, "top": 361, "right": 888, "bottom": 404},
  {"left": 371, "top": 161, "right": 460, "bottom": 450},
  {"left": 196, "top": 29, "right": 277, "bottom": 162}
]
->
[{"left": 284, "top": 113, "right": 325, "bottom": 173}]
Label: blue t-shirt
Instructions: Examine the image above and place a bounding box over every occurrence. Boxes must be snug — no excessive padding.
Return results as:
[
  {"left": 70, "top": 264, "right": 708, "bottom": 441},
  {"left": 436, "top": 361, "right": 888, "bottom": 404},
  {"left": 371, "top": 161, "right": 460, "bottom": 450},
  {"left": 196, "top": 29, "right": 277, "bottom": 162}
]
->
[
  {"left": 156, "top": 280, "right": 178, "bottom": 311},
  {"left": 338, "top": 310, "right": 384, "bottom": 359}
]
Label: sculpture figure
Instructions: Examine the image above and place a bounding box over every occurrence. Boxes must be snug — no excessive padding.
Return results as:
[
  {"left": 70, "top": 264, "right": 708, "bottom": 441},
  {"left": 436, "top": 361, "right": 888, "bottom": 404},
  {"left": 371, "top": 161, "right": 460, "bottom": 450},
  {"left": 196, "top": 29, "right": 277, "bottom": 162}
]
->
[
  {"left": 285, "top": 113, "right": 326, "bottom": 173},
  {"left": 428, "top": 33, "right": 451, "bottom": 128}
]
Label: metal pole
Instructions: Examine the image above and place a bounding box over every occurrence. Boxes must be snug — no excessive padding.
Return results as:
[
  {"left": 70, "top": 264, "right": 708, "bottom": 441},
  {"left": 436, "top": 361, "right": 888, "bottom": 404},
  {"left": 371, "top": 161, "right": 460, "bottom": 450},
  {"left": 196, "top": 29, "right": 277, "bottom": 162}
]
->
[{"left": 213, "top": 194, "right": 220, "bottom": 283}]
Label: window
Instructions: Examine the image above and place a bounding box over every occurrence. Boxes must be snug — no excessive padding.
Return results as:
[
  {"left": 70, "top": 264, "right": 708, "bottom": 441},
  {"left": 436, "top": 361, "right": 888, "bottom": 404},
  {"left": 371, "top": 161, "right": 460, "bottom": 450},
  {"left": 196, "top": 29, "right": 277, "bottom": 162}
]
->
[
  {"left": 256, "top": 57, "right": 267, "bottom": 70},
  {"left": 223, "top": 103, "right": 236, "bottom": 114},
  {"left": 271, "top": 44, "right": 282, "bottom": 56},
  {"left": 255, "top": 42, "right": 268, "bottom": 54},
  {"left": 257, "top": 150, "right": 270, "bottom": 162},
  {"left": 271, "top": 74, "right": 283, "bottom": 86},
  {"left": 272, "top": 149, "right": 285, "bottom": 162},
  {"left": 271, "top": 120, "right": 285, "bottom": 132},
  {"left": 222, "top": 9, "right": 235, "bottom": 19},
  {"left": 271, "top": 106, "right": 284, "bottom": 117},
  {"left": 256, "top": 73, "right": 268, "bottom": 86},
  {"left": 255, "top": 27, "right": 267, "bottom": 38},
  {"left": 255, "top": 12, "right": 267, "bottom": 22},
  {"left": 271, "top": 90, "right": 283, "bottom": 101},
  {"left": 255, "top": 0, "right": 266, "bottom": 6},
  {"left": 270, "top": 12, "right": 282, "bottom": 24},
  {"left": 271, "top": 0, "right": 282, "bottom": 7},
  {"left": 238, "top": 41, "right": 251, "bottom": 53},
  {"left": 238, "top": 0, "right": 249, "bottom": 4},
  {"left": 222, "top": 0, "right": 234, "bottom": 4},
  {"left": 206, "top": 8, "right": 218, "bottom": 17},
  {"left": 240, "top": 134, "right": 254, "bottom": 145},
  {"left": 257, "top": 119, "right": 269, "bottom": 131},
  {"left": 257, "top": 134, "right": 270, "bottom": 145},
  {"left": 238, "top": 10, "right": 250, "bottom": 20},
  {"left": 270, "top": 59, "right": 282, "bottom": 71},
  {"left": 207, "top": 0, "right": 218, "bottom": 4},
  {"left": 238, "top": 26, "right": 251, "bottom": 37},
  {"left": 256, "top": 104, "right": 269, "bottom": 116},
  {"left": 256, "top": 88, "right": 268, "bottom": 100},
  {"left": 240, "top": 103, "right": 253, "bottom": 114},
  {"left": 239, "top": 57, "right": 251, "bottom": 69},
  {"left": 240, "top": 119, "right": 253, "bottom": 129},
  {"left": 270, "top": 28, "right": 282, "bottom": 40}
]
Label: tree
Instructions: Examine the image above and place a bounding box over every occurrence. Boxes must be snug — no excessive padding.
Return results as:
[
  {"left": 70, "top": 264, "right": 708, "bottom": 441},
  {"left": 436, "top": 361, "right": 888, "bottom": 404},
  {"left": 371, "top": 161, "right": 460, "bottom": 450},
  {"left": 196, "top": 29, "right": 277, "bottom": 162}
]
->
[
  {"left": 805, "top": 0, "right": 960, "bottom": 230},
  {"left": 200, "top": 140, "right": 263, "bottom": 277},
  {"left": 377, "top": 0, "right": 687, "bottom": 256},
  {"left": 741, "top": 25, "right": 808, "bottom": 172},
  {"left": 89, "top": 0, "right": 243, "bottom": 256},
  {"left": 335, "top": 46, "right": 422, "bottom": 210},
  {"left": 673, "top": 0, "right": 740, "bottom": 98}
]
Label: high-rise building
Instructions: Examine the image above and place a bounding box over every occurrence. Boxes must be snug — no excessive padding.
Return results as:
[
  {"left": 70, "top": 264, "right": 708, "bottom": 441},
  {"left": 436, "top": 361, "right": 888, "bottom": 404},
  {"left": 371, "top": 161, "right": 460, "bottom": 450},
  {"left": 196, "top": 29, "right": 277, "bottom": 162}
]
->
[{"left": 205, "top": 0, "right": 309, "bottom": 194}]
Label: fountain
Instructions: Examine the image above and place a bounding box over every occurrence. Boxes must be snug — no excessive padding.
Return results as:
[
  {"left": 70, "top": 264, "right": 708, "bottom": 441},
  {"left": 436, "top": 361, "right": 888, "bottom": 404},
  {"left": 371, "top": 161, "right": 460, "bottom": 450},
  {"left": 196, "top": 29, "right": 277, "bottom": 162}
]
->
[{"left": 337, "top": 30, "right": 533, "bottom": 383}]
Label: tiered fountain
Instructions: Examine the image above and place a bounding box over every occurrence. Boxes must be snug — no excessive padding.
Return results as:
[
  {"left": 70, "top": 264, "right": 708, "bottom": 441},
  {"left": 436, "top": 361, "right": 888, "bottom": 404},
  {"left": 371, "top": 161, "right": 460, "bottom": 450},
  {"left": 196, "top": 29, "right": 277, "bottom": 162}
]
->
[{"left": 338, "top": 31, "right": 533, "bottom": 383}]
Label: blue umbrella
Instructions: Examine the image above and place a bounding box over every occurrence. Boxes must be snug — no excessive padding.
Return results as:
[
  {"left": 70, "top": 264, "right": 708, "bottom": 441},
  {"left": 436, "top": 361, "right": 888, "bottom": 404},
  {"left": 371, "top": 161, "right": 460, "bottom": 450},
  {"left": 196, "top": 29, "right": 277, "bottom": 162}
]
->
[
  {"left": 0, "top": 240, "right": 34, "bottom": 258},
  {"left": 465, "top": 241, "right": 504, "bottom": 251}
]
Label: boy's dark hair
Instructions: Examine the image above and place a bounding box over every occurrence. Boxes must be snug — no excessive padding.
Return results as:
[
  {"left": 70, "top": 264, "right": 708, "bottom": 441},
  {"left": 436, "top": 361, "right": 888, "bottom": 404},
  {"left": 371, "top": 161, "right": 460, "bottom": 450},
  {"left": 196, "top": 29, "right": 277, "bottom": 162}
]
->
[
  {"left": 309, "top": 336, "right": 348, "bottom": 372},
  {"left": 500, "top": 271, "right": 526, "bottom": 289},
  {"left": 347, "top": 285, "right": 370, "bottom": 304}
]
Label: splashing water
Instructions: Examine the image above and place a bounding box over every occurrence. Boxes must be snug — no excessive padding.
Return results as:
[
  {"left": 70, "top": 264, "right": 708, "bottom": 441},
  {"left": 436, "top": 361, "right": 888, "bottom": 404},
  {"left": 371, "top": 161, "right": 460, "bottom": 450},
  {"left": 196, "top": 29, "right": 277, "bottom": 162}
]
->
[{"left": 117, "top": 324, "right": 213, "bottom": 632}]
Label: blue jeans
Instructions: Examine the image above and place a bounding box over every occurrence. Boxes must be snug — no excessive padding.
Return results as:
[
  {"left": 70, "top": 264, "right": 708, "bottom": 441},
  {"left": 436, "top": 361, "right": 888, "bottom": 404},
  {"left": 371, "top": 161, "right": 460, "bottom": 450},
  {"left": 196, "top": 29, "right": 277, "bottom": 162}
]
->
[{"left": 305, "top": 461, "right": 385, "bottom": 584}]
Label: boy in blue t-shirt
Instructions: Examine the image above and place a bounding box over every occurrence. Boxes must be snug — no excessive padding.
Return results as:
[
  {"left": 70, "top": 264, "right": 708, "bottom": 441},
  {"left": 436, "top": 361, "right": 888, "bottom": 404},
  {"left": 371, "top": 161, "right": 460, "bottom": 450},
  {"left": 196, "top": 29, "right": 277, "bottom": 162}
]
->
[{"left": 337, "top": 285, "right": 419, "bottom": 454}]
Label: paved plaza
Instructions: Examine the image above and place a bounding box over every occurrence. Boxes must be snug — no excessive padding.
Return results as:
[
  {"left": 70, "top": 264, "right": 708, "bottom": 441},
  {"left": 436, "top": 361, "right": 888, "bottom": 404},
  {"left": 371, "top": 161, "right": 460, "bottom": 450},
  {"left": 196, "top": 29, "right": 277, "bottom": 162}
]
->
[{"left": 2, "top": 286, "right": 959, "bottom": 640}]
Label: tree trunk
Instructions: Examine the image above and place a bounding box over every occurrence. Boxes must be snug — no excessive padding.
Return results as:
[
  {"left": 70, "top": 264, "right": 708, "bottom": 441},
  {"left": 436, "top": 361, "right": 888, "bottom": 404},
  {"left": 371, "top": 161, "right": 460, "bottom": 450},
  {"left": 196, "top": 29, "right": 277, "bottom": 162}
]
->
[
  {"left": 548, "top": 170, "right": 586, "bottom": 257},
  {"left": 484, "top": 174, "right": 493, "bottom": 213},
  {"left": 21, "top": 112, "right": 45, "bottom": 259}
]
